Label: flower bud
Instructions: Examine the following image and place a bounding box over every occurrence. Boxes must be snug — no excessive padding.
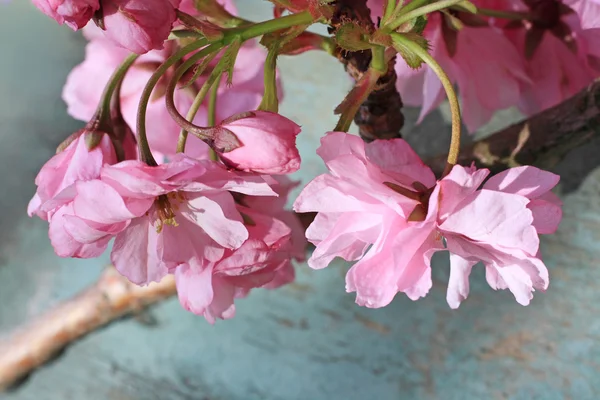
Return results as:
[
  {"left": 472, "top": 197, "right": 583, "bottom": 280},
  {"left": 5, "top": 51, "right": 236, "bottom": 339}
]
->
[{"left": 218, "top": 111, "right": 301, "bottom": 175}]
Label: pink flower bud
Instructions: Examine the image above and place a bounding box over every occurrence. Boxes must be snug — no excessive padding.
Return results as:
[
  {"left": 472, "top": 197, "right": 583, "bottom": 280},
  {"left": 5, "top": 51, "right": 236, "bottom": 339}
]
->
[
  {"left": 98, "top": 0, "right": 177, "bottom": 54},
  {"left": 218, "top": 111, "right": 301, "bottom": 175},
  {"left": 32, "top": 0, "right": 99, "bottom": 30}
]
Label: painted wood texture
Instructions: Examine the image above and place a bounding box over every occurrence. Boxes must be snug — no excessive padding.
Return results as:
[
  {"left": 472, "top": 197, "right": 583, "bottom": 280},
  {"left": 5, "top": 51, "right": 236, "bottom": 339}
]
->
[{"left": 1, "top": 2, "right": 599, "bottom": 399}]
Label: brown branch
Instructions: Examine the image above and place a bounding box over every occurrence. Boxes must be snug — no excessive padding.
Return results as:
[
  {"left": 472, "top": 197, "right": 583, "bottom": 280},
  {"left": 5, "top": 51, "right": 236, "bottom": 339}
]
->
[
  {"left": 331, "top": 0, "right": 405, "bottom": 141},
  {"left": 0, "top": 267, "right": 176, "bottom": 391},
  {"left": 428, "top": 79, "right": 600, "bottom": 176}
]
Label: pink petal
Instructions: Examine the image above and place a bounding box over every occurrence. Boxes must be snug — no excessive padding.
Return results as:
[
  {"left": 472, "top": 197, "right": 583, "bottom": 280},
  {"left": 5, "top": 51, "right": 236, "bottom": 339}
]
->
[
  {"left": 175, "top": 261, "right": 218, "bottom": 322},
  {"left": 446, "top": 253, "right": 477, "bottom": 309},
  {"left": 438, "top": 165, "right": 489, "bottom": 221},
  {"left": 308, "top": 212, "right": 384, "bottom": 270},
  {"left": 483, "top": 166, "right": 560, "bottom": 199},
  {"left": 111, "top": 214, "right": 167, "bottom": 285},
  {"left": 364, "top": 139, "right": 436, "bottom": 188},
  {"left": 440, "top": 189, "right": 539, "bottom": 255},
  {"left": 184, "top": 192, "right": 247, "bottom": 249},
  {"left": 528, "top": 198, "right": 563, "bottom": 234}
]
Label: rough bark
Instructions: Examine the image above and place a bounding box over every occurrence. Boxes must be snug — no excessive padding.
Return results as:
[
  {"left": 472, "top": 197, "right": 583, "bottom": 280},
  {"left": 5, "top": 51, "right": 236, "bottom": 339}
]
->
[
  {"left": 428, "top": 79, "right": 600, "bottom": 176},
  {"left": 330, "top": 0, "right": 405, "bottom": 141}
]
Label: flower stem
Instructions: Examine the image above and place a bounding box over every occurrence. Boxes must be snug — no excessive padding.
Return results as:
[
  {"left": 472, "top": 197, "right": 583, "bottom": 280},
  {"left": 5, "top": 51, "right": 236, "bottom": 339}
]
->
[
  {"left": 207, "top": 74, "right": 220, "bottom": 127},
  {"left": 383, "top": 0, "right": 398, "bottom": 21},
  {"left": 227, "top": 11, "right": 315, "bottom": 41},
  {"left": 136, "top": 39, "right": 208, "bottom": 165},
  {"left": 166, "top": 43, "right": 224, "bottom": 152},
  {"left": 385, "top": 0, "right": 465, "bottom": 32},
  {"left": 98, "top": 54, "right": 138, "bottom": 124},
  {"left": 391, "top": 33, "right": 461, "bottom": 172},
  {"left": 475, "top": 7, "right": 528, "bottom": 20}
]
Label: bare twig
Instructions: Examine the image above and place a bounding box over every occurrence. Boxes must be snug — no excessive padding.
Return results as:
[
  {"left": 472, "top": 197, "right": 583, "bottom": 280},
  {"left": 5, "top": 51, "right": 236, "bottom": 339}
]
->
[
  {"left": 0, "top": 267, "right": 176, "bottom": 391},
  {"left": 428, "top": 79, "right": 600, "bottom": 176}
]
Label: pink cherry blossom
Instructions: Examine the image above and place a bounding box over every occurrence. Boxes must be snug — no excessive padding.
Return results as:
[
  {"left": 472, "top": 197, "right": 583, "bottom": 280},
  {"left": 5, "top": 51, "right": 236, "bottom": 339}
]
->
[
  {"left": 28, "top": 130, "right": 117, "bottom": 220},
  {"left": 32, "top": 0, "right": 99, "bottom": 30},
  {"left": 96, "top": 0, "right": 178, "bottom": 54},
  {"left": 294, "top": 132, "right": 562, "bottom": 309},
  {"left": 217, "top": 111, "right": 302, "bottom": 175},
  {"left": 394, "top": 13, "right": 530, "bottom": 132},
  {"left": 175, "top": 206, "right": 294, "bottom": 323}
]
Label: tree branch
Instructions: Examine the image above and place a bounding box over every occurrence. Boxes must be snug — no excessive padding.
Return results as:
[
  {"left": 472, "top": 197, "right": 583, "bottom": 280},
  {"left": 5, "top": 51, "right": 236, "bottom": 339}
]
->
[
  {"left": 0, "top": 267, "right": 176, "bottom": 391},
  {"left": 331, "top": 0, "right": 405, "bottom": 140},
  {"left": 428, "top": 79, "right": 600, "bottom": 176}
]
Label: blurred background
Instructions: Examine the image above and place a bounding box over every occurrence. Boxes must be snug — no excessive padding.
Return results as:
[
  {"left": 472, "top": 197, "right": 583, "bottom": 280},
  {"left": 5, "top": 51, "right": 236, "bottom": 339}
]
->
[{"left": 1, "top": 1, "right": 600, "bottom": 399}]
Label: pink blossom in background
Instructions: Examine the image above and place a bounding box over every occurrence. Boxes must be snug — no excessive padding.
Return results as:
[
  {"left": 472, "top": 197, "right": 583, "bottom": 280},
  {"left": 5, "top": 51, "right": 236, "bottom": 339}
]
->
[
  {"left": 31, "top": 0, "right": 99, "bottom": 29},
  {"left": 96, "top": 0, "right": 178, "bottom": 54},
  {"left": 294, "top": 132, "right": 562, "bottom": 308},
  {"left": 389, "top": 11, "right": 530, "bottom": 132},
  {"left": 217, "top": 111, "right": 302, "bottom": 175}
]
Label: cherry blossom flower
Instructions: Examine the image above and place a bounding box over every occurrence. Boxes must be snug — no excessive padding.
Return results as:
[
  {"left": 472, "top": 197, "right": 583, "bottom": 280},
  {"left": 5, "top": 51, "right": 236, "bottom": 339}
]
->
[
  {"left": 216, "top": 111, "right": 302, "bottom": 174},
  {"left": 31, "top": 0, "right": 99, "bottom": 30},
  {"left": 294, "top": 132, "right": 562, "bottom": 308},
  {"left": 96, "top": 0, "right": 178, "bottom": 54}
]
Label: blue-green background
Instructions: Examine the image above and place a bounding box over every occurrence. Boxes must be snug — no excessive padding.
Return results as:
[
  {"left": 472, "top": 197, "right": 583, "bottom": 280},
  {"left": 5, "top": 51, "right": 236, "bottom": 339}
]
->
[{"left": 1, "top": 2, "right": 600, "bottom": 399}]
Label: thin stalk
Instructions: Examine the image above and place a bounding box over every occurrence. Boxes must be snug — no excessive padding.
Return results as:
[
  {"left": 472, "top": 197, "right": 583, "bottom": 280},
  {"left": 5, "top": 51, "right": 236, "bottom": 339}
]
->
[
  {"left": 207, "top": 73, "right": 221, "bottom": 127},
  {"left": 136, "top": 39, "right": 208, "bottom": 165},
  {"left": 383, "top": 0, "right": 398, "bottom": 21},
  {"left": 391, "top": 33, "right": 461, "bottom": 173},
  {"left": 385, "top": 0, "right": 465, "bottom": 32},
  {"left": 98, "top": 54, "right": 139, "bottom": 122},
  {"left": 475, "top": 7, "right": 528, "bottom": 20},
  {"left": 164, "top": 43, "right": 224, "bottom": 152}
]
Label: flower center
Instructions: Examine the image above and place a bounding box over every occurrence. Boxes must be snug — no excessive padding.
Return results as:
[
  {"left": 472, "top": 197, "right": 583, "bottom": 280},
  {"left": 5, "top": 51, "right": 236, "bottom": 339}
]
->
[
  {"left": 154, "top": 192, "right": 186, "bottom": 233},
  {"left": 384, "top": 181, "right": 433, "bottom": 222}
]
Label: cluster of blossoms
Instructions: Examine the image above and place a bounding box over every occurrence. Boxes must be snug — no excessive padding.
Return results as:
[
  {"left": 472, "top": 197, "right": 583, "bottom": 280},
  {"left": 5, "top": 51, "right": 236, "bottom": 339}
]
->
[
  {"left": 25, "top": 0, "right": 588, "bottom": 322},
  {"left": 295, "top": 132, "right": 561, "bottom": 307}
]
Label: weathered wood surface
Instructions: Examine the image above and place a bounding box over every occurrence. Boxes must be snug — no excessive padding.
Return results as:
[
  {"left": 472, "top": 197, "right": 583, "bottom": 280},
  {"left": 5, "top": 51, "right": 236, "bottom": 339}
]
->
[{"left": 1, "top": 2, "right": 600, "bottom": 399}]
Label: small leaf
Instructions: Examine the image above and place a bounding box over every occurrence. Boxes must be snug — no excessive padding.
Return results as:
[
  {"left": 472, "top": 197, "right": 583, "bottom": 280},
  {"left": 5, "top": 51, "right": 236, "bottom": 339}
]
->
[
  {"left": 221, "top": 37, "right": 242, "bottom": 86},
  {"left": 179, "top": 50, "right": 220, "bottom": 89},
  {"left": 335, "top": 22, "right": 372, "bottom": 52},
  {"left": 391, "top": 33, "right": 429, "bottom": 69},
  {"left": 85, "top": 131, "right": 105, "bottom": 151}
]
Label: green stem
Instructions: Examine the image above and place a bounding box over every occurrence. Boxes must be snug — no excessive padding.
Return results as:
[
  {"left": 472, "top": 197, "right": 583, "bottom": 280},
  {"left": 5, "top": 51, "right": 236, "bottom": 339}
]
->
[
  {"left": 136, "top": 39, "right": 208, "bottom": 165},
  {"left": 383, "top": 0, "right": 398, "bottom": 21},
  {"left": 385, "top": 0, "right": 464, "bottom": 32},
  {"left": 207, "top": 73, "right": 220, "bottom": 127},
  {"left": 370, "top": 46, "right": 387, "bottom": 74},
  {"left": 168, "top": 43, "right": 224, "bottom": 152},
  {"left": 393, "top": 0, "right": 429, "bottom": 18},
  {"left": 227, "top": 11, "right": 315, "bottom": 41},
  {"left": 173, "top": 45, "right": 224, "bottom": 153},
  {"left": 475, "top": 7, "right": 528, "bottom": 20},
  {"left": 258, "top": 44, "right": 280, "bottom": 113},
  {"left": 391, "top": 33, "right": 461, "bottom": 172},
  {"left": 98, "top": 54, "right": 138, "bottom": 123}
]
